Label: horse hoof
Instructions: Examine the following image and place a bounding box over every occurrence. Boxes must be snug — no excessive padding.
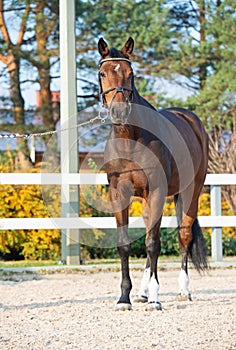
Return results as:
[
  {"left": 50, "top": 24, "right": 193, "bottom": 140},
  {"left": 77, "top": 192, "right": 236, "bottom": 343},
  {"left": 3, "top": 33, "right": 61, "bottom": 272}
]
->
[
  {"left": 134, "top": 295, "right": 148, "bottom": 303},
  {"left": 177, "top": 293, "right": 192, "bottom": 302},
  {"left": 115, "top": 303, "right": 132, "bottom": 311},
  {"left": 146, "top": 302, "right": 162, "bottom": 311}
]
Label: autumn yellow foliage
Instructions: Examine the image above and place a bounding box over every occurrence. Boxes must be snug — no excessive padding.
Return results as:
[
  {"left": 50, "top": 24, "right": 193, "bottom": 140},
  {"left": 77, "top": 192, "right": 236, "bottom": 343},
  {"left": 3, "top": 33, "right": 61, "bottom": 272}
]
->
[{"left": 0, "top": 159, "right": 61, "bottom": 260}]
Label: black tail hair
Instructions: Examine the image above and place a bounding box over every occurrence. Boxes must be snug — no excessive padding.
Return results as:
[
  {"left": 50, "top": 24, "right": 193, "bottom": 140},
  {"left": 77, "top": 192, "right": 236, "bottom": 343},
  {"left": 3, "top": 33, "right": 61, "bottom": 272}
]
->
[
  {"left": 188, "top": 218, "right": 208, "bottom": 272},
  {"left": 174, "top": 194, "right": 208, "bottom": 273}
]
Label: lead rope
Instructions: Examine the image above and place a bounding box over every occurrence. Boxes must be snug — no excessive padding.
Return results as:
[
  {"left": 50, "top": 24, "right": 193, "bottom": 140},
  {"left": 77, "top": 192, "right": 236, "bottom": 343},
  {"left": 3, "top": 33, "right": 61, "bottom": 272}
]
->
[{"left": 0, "top": 109, "right": 109, "bottom": 140}]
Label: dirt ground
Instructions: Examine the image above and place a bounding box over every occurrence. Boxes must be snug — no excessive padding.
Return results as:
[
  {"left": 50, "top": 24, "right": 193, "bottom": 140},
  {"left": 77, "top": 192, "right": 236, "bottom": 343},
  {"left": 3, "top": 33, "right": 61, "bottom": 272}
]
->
[{"left": 0, "top": 266, "right": 236, "bottom": 350}]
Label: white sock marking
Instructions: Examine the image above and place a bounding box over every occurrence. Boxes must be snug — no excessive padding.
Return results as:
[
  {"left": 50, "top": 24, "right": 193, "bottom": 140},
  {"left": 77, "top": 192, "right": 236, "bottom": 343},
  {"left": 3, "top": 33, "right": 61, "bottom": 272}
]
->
[
  {"left": 178, "top": 269, "right": 190, "bottom": 295},
  {"left": 137, "top": 267, "right": 150, "bottom": 298},
  {"left": 148, "top": 275, "right": 160, "bottom": 303}
]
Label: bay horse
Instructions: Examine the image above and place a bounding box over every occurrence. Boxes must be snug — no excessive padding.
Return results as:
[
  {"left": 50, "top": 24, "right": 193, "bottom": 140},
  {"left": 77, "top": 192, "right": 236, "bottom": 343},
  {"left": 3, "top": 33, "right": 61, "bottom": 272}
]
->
[{"left": 98, "top": 37, "right": 208, "bottom": 310}]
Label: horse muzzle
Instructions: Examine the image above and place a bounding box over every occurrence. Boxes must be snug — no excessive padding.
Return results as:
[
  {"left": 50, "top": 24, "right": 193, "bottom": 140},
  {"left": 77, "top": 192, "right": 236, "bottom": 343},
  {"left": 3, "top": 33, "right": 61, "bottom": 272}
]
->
[
  {"left": 110, "top": 102, "right": 131, "bottom": 125},
  {"left": 101, "top": 86, "right": 133, "bottom": 125}
]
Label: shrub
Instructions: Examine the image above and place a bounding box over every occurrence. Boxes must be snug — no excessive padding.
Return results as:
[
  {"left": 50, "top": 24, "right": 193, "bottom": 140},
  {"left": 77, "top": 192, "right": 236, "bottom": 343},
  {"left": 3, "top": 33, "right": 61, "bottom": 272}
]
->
[{"left": 0, "top": 157, "right": 61, "bottom": 261}]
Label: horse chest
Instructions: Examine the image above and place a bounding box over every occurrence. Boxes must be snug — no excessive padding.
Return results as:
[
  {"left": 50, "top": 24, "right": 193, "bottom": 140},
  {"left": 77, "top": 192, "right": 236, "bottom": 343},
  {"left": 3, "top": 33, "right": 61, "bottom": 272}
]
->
[{"left": 106, "top": 160, "right": 148, "bottom": 192}]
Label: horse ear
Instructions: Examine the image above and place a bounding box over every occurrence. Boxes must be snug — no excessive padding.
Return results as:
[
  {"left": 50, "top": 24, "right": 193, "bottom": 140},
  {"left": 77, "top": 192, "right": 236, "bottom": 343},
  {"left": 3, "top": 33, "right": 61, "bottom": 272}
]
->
[
  {"left": 98, "top": 38, "right": 109, "bottom": 58},
  {"left": 121, "top": 37, "right": 134, "bottom": 58}
]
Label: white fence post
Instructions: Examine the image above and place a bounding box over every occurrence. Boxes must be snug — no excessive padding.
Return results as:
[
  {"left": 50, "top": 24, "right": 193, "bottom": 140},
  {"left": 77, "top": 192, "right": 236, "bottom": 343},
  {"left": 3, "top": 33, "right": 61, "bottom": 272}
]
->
[
  {"left": 59, "top": 0, "right": 80, "bottom": 265},
  {"left": 210, "top": 185, "right": 222, "bottom": 261}
]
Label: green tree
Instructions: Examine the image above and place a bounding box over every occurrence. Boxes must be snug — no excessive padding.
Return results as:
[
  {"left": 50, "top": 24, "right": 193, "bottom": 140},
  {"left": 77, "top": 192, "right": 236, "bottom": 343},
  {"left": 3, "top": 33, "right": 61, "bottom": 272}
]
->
[
  {"left": 167, "top": 0, "right": 235, "bottom": 128},
  {"left": 76, "top": 0, "right": 236, "bottom": 217},
  {"left": 76, "top": 0, "right": 235, "bottom": 128},
  {"left": 173, "top": 1, "right": 236, "bottom": 216},
  {"left": 75, "top": 0, "right": 175, "bottom": 107}
]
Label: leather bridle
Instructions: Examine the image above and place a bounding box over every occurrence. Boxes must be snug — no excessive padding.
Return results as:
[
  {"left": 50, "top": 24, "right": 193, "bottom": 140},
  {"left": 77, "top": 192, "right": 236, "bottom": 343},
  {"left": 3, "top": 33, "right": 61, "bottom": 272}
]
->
[{"left": 99, "top": 58, "right": 134, "bottom": 111}]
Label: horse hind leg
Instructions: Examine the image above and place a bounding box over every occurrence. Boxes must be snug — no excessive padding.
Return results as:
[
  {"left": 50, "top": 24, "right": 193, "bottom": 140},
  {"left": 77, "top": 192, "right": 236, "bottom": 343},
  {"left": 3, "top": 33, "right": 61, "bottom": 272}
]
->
[
  {"left": 135, "top": 200, "right": 150, "bottom": 303},
  {"left": 178, "top": 226, "right": 193, "bottom": 300},
  {"left": 145, "top": 213, "right": 163, "bottom": 311},
  {"left": 116, "top": 215, "right": 133, "bottom": 310},
  {"left": 175, "top": 193, "right": 208, "bottom": 302},
  {"left": 174, "top": 194, "right": 193, "bottom": 301},
  {"left": 135, "top": 198, "right": 162, "bottom": 310},
  {"left": 135, "top": 258, "right": 162, "bottom": 310},
  {"left": 136, "top": 237, "right": 162, "bottom": 311},
  {"left": 177, "top": 216, "right": 205, "bottom": 301}
]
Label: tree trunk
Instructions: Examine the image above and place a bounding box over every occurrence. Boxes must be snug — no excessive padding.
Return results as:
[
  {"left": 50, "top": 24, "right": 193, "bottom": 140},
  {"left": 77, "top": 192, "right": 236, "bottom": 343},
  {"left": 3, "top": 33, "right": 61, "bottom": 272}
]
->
[
  {"left": 8, "top": 52, "right": 31, "bottom": 169},
  {"left": 35, "top": 1, "right": 54, "bottom": 128},
  {"left": 8, "top": 52, "right": 25, "bottom": 124},
  {"left": 38, "top": 66, "right": 53, "bottom": 127},
  {"left": 199, "top": 0, "right": 207, "bottom": 89},
  {"left": 0, "top": 0, "right": 31, "bottom": 169}
]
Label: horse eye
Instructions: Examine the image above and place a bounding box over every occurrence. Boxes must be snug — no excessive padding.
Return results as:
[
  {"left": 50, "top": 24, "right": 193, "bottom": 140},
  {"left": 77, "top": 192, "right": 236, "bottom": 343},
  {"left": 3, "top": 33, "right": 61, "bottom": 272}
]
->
[{"left": 100, "top": 71, "right": 106, "bottom": 78}]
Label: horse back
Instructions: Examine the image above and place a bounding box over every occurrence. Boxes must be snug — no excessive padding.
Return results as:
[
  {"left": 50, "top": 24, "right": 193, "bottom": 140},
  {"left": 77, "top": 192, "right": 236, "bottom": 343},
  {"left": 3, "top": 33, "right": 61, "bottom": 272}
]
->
[
  {"left": 157, "top": 107, "right": 208, "bottom": 193},
  {"left": 158, "top": 107, "right": 208, "bottom": 149}
]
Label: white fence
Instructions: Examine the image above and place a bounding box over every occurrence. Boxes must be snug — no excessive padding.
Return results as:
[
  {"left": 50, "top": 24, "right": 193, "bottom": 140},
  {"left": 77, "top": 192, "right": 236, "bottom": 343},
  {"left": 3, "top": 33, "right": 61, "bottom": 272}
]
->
[{"left": 0, "top": 173, "right": 235, "bottom": 262}]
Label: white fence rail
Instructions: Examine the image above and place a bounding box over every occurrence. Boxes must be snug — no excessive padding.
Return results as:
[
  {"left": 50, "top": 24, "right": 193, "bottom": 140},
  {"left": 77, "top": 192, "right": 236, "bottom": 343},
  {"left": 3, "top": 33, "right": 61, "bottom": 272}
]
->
[{"left": 0, "top": 173, "right": 235, "bottom": 262}]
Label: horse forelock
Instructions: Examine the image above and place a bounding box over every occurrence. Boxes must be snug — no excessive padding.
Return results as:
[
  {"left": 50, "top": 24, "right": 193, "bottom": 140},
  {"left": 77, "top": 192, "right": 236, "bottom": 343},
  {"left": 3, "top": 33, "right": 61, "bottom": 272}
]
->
[
  {"left": 99, "top": 48, "right": 126, "bottom": 65},
  {"left": 109, "top": 47, "right": 126, "bottom": 58}
]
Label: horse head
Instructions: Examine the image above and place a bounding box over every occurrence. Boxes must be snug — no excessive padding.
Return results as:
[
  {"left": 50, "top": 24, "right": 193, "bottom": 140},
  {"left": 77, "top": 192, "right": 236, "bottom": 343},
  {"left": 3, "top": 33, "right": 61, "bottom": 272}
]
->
[{"left": 98, "top": 37, "right": 134, "bottom": 125}]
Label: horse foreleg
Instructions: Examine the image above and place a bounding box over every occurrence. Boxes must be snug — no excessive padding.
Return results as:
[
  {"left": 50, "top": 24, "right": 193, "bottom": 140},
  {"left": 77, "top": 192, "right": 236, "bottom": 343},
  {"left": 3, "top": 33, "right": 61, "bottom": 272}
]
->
[
  {"left": 109, "top": 184, "right": 133, "bottom": 310},
  {"left": 115, "top": 209, "right": 132, "bottom": 310},
  {"left": 117, "top": 230, "right": 132, "bottom": 310}
]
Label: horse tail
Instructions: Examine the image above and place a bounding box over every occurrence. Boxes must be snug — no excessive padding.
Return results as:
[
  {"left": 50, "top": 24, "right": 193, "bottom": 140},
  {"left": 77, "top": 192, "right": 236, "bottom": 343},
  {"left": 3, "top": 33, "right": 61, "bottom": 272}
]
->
[
  {"left": 174, "top": 194, "right": 182, "bottom": 227},
  {"left": 174, "top": 194, "right": 208, "bottom": 273},
  {"left": 188, "top": 218, "right": 208, "bottom": 272}
]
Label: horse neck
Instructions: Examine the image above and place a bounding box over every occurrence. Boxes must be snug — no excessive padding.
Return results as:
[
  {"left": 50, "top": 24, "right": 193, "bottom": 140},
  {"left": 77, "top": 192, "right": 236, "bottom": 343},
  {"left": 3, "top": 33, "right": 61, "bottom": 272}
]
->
[{"left": 132, "top": 85, "right": 156, "bottom": 111}]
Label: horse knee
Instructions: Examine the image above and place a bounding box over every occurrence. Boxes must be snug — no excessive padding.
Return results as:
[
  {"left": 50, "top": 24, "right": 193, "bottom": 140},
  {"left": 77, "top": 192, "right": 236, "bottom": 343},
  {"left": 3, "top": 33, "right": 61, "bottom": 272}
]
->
[
  {"left": 117, "top": 243, "right": 131, "bottom": 257},
  {"left": 146, "top": 235, "right": 161, "bottom": 257}
]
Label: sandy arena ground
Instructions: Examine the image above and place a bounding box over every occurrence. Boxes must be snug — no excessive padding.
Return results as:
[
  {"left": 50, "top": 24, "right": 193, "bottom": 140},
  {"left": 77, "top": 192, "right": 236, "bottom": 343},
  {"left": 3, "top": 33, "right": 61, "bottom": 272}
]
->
[{"left": 0, "top": 266, "right": 236, "bottom": 350}]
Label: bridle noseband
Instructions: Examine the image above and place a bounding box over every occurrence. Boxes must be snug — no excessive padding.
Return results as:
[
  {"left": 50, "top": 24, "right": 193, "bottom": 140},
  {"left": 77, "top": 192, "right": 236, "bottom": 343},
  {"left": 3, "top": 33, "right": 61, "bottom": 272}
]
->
[{"left": 99, "top": 58, "right": 134, "bottom": 112}]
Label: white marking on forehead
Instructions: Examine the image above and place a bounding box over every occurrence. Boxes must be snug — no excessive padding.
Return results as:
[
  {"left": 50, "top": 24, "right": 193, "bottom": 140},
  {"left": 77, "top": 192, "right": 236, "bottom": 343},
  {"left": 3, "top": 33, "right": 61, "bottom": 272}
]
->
[{"left": 114, "top": 64, "right": 120, "bottom": 72}]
